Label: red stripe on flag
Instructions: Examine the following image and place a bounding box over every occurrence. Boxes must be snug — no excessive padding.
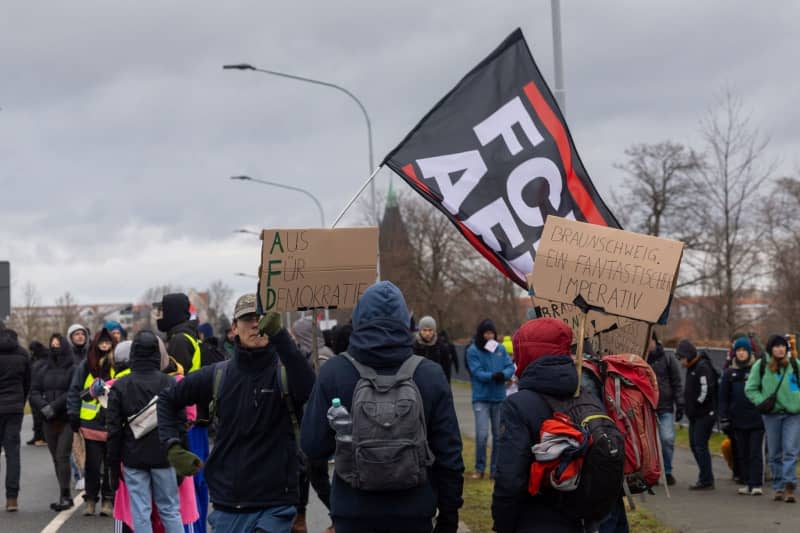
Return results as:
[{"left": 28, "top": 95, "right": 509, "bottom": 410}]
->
[
  {"left": 401, "top": 163, "right": 523, "bottom": 285},
  {"left": 522, "top": 82, "right": 607, "bottom": 226}
]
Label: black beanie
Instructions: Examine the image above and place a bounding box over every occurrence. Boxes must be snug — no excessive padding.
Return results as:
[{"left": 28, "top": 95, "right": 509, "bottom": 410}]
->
[{"left": 675, "top": 339, "right": 697, "bottom": 360}]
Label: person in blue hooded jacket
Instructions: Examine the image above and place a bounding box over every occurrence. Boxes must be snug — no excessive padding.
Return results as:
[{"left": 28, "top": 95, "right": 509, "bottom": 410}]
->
[
  {"left": 300, "top": 282, "right": 464, "bottom": 533},
  {"left": 466, "top": 319, "right": 514, "bottom": 480}
]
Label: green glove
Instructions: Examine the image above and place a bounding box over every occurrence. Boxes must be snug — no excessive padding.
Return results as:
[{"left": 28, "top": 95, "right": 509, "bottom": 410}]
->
[
  {"left": 258, "top": 312, "right": 283, "bottom": 337},
  {"left": 167, "top": 444, "right": 203, "bottom": 476}
]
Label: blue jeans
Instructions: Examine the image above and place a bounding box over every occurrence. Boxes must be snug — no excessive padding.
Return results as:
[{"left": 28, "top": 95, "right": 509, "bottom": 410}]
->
[
  {"left": 208, "top": 506, "right": 296, "bottom": 533},
  {"left": 473, "top": 401, "right": 501, "bottom": 475},
  {"left": 688, "top": 414, "right": 715, "bottom": 486},
  {"left": 124, "top": 466, "right": 183, "bottom": 533},
  {"left": 656, "top": 412, "right": 675, "bottom": 476},
  {"left": 762, "top": 413, "right": 800, "bottom": 491}
]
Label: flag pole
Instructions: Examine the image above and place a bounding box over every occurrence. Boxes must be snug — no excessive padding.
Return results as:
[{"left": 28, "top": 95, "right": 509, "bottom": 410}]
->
[{"left": 331, "top": 166, "right": 382, "bottom": 228}]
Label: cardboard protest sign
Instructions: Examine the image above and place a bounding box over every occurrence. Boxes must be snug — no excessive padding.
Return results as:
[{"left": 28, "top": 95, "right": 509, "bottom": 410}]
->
[
  {"left": 531, "top": 296, "right": 651, "bottom": 357},
  {"left": 531, "top": 216, "right": 683, "bottom": 323},
  {"left": 383, "top": 28, "right": 619, "bottom": 289},
  {"left": 259, "top": 227, "right": 379, "bottom": 313}
]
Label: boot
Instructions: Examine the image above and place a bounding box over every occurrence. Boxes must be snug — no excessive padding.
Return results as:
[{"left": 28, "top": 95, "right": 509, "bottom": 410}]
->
[
  {"left": 82, "top": 499, "right": 97, "bottom": 516},
  {"left": 100, "top": 499, "right": 114, "bottom": 516},
  {"left": 785, "top": 483, "right": 796, "bottom": 503},
  {"left": 291, "top": 512, "right": 308, "bottom": 533},
  {"left": 50, "top": 494, "right": 74, "bottom": 512},
  {"left": 6, "top": 498, "right": 18, "bottom": 512}
]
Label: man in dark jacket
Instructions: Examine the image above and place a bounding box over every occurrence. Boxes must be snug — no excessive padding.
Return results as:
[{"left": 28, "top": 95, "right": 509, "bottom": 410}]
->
[
  {"left": 300, "top": 282, "right": 464, "bottom": 533},
  {"left": 107, "top": 330, "right": 184, "bottom": 532},
  {"left": 0, "top": 325, "right": 31, "bottom": 511},
  {"left": 492, "top": 318, "right": 585, "bottom": 533},
  {"left": 646, "top": 332, "right": 684, "bottom": 486},
  {"left": 676, "top": 339, "right": 718, "bottom": 490},
  {"left": 414, "top": 316, "right": 453, "bottom": 382},
  {"left": 158, "top": 293, "right": 315, "bottom": 533}
]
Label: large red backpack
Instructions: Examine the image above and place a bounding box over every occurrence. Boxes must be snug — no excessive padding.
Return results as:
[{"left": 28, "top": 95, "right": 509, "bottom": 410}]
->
[{"left": 585, "top": 353, "right": 661, "bottom": 495}]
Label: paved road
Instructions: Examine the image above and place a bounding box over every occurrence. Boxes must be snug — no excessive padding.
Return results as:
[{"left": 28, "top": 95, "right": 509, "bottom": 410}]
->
[{"left": 5, "top": 414, "right": 329, "bottom": 532}]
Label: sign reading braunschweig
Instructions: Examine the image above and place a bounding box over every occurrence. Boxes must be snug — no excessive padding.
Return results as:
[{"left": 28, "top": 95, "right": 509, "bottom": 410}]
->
[
  {"left": 532, "top": 216, "right": 683, "bottom": 323},
  {"left": 259, "top": 228, "right": 379, "bottom": 313}
]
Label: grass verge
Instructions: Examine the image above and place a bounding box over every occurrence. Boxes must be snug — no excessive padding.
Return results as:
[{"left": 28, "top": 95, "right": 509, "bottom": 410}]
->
[{"left": 459, "top": 437, "right": 673, "bottom": 532}]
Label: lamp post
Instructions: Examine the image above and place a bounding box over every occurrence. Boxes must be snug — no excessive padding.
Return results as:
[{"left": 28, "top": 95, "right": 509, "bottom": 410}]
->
[
  {"left": 551, "top": 0, "right": 566, "bottom": 113},
  {"left": 223, "top": 63, "right": 376, "bottom": 223},
  {"left": 230, "top": 175, "right": 325, "bottom": 227}
]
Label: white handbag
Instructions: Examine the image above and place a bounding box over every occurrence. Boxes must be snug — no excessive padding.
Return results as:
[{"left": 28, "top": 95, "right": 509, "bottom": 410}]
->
[{"left": 127, "top": 395, "right": 159, "bottom": 439}]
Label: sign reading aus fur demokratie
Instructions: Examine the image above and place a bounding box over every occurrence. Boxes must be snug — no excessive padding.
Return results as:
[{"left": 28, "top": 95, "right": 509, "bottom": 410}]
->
[
  {"left": 532, "top": 217, "right": 683, "bottom": 323},
  {"left": 383, "top": 28, "right": 619, "bottom": 289},
  {"left": 259, "top": 228, "right": 379, "bottom": 313}
]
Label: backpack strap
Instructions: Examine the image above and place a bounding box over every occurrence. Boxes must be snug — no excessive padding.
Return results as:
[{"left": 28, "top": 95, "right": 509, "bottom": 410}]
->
[
  {"left": 342, "top": 353, "right": 423, "bottom": 392},
  {"left": 208, "top": 361, "right": 228, "bottom": 425},
  {"left": 278, "top": 360, "right": 300, "bottom": 442}
]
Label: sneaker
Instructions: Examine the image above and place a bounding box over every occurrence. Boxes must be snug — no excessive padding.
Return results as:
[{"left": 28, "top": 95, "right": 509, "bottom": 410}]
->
[
  {"left": 738, "top": 487, "right": 751, "bottom": 495},
  {"left": 6, "top": 498, "right": 18, "bottom": 512},
  {"left": 666, "top": 474, "right": 676, "bottom": 486},
  {"left": 82, "top": 500, "right": 96, "bottom": 516},
  {"left": 291, "top": 513, "right": 307, "bottom": 533},
  {"left": 50, "top": 497, "right": 74, "bottom": 512},
  {"left": 785, "top": 482, "right": 796, "bottom": 503},
  {"left": 774, "top": 490, "right": 785, "bottom": 501},
  {"left": 100, "top": 500, "right": 113, "bottom": 517},
  {"left": 75, "top": 478, "right": 85, "bottom": 491},
  {"left": 751, "top": 487, "right": 763, "bottom": 496},
  {"left": 26, "top": 437, "right": 36, "bottom": 446},
  {"left": 689, "top": 482, "right": 715, "bottom": 491}
]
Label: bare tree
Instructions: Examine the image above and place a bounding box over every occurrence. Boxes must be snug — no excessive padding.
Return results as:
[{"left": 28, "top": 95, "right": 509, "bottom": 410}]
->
[
  {"left": 763, "top": 175, "right": 800, "bottom": 331},
  {"left": 207, "top": 280, "right": 234, "bottom": 332},
  {"left": 690, "top": 92, "right": 775, "bottom": 339},
  {"left": 54, "top": 291, "right": 82, "bottom": 334},
  {"left": 139, "top": 284, "right": 184, "bottom": 306},
  {"left": 7, "top": 282, "right": 49, "bottom": 345}
]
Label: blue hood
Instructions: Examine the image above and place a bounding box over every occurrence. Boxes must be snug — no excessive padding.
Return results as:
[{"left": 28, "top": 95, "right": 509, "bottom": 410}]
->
[
  {"left": 348, "top": 281, "right": 413, "bottom": 368},
  {"left": 518, "top": 355, "right": 578, "bottom": 398}
]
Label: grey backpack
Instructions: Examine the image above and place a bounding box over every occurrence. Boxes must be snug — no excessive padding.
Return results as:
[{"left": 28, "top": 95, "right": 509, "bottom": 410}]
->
[{"left": 336, "top": 353, "right": 435, "bottom": 491}]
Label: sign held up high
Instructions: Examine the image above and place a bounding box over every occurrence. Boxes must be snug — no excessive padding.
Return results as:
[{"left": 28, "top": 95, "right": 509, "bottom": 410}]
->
[
  {"left": 259, "top": 227, "right": 379, "bottom": 313},
  {"left": 532, "top": 216, "right": 684, "bottom": 323}
]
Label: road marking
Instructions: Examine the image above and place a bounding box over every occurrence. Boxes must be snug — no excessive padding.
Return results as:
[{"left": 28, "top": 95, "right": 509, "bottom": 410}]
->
[{"left": 40, "top": 491, "right": 84, "bottom": 533}]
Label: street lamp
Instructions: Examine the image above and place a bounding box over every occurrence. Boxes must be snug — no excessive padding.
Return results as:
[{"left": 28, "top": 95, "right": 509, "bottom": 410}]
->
[
  {"left": 230, "top": 175, "right": 325, "bottom": 227},
  {"left": 234, "top": 272, "right": 258, "bottom": 279},
  {"left": 551, "top": 0, "right": 566, "bottom": 113},
  {"left": 223, "top": 63, "right": 377, "bottom": 223}
]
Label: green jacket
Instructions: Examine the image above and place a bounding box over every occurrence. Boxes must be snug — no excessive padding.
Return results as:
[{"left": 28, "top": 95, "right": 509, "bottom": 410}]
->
[{"left": 744, "top": 357, "right": 800, "bottom": 414}]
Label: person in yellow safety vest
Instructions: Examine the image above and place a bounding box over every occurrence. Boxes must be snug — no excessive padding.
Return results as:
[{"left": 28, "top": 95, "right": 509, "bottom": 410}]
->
[
  {"left": 66, "top": 328, "right": 126, "bottom": 517},
  {"left": 155, "top": 292, "right": 208, "bottom": 533},
  {"left": 502, "top": 335, "right": 514, "bottom": 359}
]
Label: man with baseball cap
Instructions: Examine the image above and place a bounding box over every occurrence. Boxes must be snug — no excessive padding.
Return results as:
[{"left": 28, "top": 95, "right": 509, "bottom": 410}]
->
[{"left": 158, "top": 294, "right": 315, "bottom": 533}]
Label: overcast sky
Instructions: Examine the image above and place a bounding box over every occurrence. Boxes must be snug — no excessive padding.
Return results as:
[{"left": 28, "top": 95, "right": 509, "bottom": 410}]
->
[{"left": 1, "top": 0, "right": 797, "bottom": 311}]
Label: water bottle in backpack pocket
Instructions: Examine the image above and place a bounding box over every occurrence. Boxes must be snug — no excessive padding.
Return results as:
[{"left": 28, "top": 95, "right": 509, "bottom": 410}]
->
[{"left": 328, "top": 398, "right": 355, "bottom": 484}]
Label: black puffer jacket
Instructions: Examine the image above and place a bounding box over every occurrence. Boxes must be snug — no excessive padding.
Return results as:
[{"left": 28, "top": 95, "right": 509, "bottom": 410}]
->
[
  {"left": 492, "top": 356, "right": 584, "bottom": 533},
  {"left": 647, "top": 343, "right": 684, "bottom": 414},
  {"left": 30, "top": 344, "right": 75, "bottom": 421},
  {"left": 719, "top": 362, "right": 763, "bottom": 430},
  {"left": 159, "top": 329, "right": 315, "bottom": 511},
  {"left": 0, "top": 327, "right": 32, "bottom": 415},
  {"left": 108, "top": 332, "right": 182, "bottom": 471},
  {"left": 158, "top": 293, "right": 200, "bottom": 374}
]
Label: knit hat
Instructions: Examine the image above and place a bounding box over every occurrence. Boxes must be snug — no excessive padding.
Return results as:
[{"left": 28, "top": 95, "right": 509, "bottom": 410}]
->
[
  {"left": 766, "top": 334, "right": 789, "bottom": 354},
  {"left": 104, "top": 320, "right": 124, "bottom": 333},
  {"left": 114, "top": 341, "right": 133, "bottom": 367},
  {"left": 732, "top": 337, "right": 752, "bottom": 355},
  {"left": 512, "top": 318, "right": 573, "bottom": 377},
  {"left": 675, "top": 339, "right": 697, "bottom": 360},
  {"left": 198, "top": 323, "right": 214, "bottom": 340},
  {"left": 418, "top": 316, "right": 437, "bottom": 331}
]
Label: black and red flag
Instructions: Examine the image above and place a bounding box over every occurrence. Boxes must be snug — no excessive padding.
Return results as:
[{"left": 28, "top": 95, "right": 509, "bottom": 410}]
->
[{"left": 383, "top": 28, "right": 619, "bottom": 288}]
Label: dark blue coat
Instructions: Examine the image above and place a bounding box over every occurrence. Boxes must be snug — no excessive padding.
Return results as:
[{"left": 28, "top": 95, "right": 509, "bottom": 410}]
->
[
  {"left": 492, "top": 356, "right": 584, "bottom": 533},
  {"left": 158, "top": 329, "right": 315, "bottom": 511},
  {"left": 719, "top": 364, "right": 763, "bottom": 430},
  {"left": 300, "top": 282, "right": 464, "bottom": 533}
]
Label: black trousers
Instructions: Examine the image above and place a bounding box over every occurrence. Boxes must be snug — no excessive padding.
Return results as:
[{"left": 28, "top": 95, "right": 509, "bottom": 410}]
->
[
  {"left": 298, "top": 455, "right": 332, "bottom": 513},
  {"left": 84, "top": 438, "right": 112, "bottom": 502},
  {"left": 0, "top": 413, "right": 23, "bottom": 498},
  {"left": 689, "top": 414, "right": 716, "bottom": 486},
  {"left": 43, "top": 420, "right": 73, "bottom": 493},
  {"left": 734, "top": 427, "right": 765, "bottom": 489},
  {"left": 32, "top": 406, "right": 45, "bottom": 441}
]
